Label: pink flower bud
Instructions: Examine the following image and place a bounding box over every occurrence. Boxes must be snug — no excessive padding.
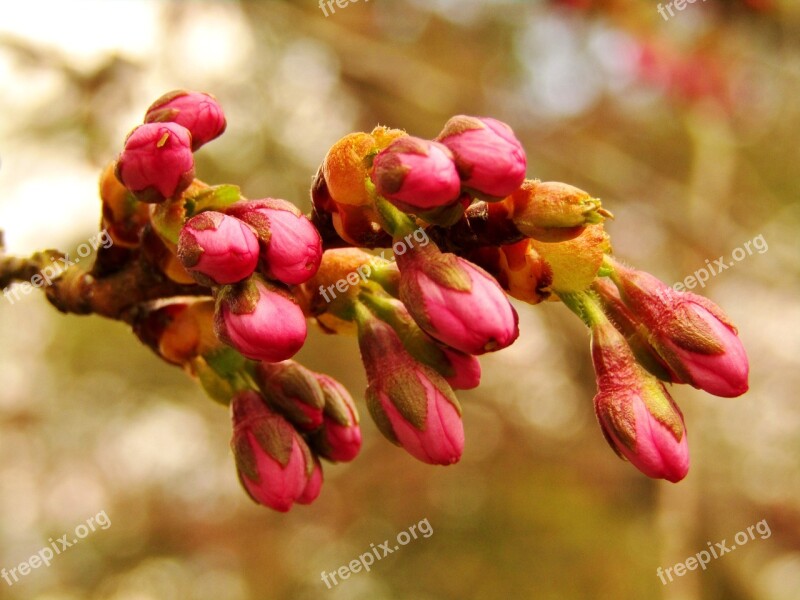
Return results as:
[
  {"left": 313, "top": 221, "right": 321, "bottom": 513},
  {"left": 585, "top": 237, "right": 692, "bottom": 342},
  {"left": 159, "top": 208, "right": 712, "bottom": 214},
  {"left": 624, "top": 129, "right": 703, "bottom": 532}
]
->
[
  {"left": 440, "top": 347, "right": 481, "bottom": 390},
  {"left": 230, "top": 390, "right": 314, "bottom": 512},
  {"left": 226, "top": 199, "right": 322, "bottom": 285},
  {"left": 358, "top": 315, "right": 464, "bottom": 465},
  {"left": 310, "top": 374, "right": 362, "bottom": 462},
  {"left": 370, "top": 136, "right": 461, "bottom": 210},
  {"left": 177, "top": 211, "right": 260, "bottom": 285},
  {"left": 144, "top": 90, "right": 227, "bottom": 151},
  {"left": 115, "top": 122, "right": 195, "bottom": 203},
  {"left": 591, "top": 318, "right": 690, "bottom": 483},
  {"left": 295, "top": 456, "right": 324, "bottom": 505},
  {"left": 397, "top": 245, "right": 519, "bottom": 355},
  {"left": 437, "top": 116, "right": 526, "bottom": 200},
  {"left": 214, "top": 277, "right": 307, "bottom": 362},
  {"left": 356, "top": 291, "right": 480, "bottom": 387},
  {"left": 610, "top": 263, "right": 749, "bottom": 398},
  {"left": 256, "top": 361, "right": 325, "bottom": 431}
]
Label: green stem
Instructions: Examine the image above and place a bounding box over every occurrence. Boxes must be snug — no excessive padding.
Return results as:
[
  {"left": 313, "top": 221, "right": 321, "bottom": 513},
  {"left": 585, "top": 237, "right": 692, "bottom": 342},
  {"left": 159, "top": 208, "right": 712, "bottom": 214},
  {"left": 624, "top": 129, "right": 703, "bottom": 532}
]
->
[
  {"left": 368, "top": 179, "right": 417, "bottom": 238},
  {"left": 557, "top": 290, "right": 608, "bottom": 329}
]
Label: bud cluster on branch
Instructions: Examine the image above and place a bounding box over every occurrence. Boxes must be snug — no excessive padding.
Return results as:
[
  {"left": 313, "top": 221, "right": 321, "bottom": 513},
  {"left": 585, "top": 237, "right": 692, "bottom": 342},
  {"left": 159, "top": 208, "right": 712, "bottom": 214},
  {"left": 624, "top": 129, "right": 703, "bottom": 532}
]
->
[{"left": 0, "top": 90, "right": 750, "bottom": 511}]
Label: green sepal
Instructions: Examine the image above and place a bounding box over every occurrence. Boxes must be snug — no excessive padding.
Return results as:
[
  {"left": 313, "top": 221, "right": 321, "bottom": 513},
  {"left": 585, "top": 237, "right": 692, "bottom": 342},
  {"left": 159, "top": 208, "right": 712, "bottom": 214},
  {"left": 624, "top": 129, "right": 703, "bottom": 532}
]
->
[
  {"left": 150, "top": 196, "right": 187, "bottom": 245},
  {"left": 638, "top": 369, "right": 685, "bottom": 442},
  {"left": 249, "top": 411, "right": 296, "bottom": 468},
  {"left": 599, "top": 392, "right": 637, "bottom": 453},
  {"left": 416, "top": 201, "right": 468, "bottom": 227},
  {"left": 664, "top": 305, "right": 725, "bottom": 355},
  {"left": 185, "top": 184, "right": 242, "bottom": 217},
  {"left": 232, "top": 431, "right": 260, "bottom": 482},
  {"left": 366, "top": 386, "right": 400, "bottom": 445},
  {"left": 419, "top": 252, "right": 472, "bottom": 292},
  {"left": 193, "top": 357, "right": 238, "bottom": 406}
]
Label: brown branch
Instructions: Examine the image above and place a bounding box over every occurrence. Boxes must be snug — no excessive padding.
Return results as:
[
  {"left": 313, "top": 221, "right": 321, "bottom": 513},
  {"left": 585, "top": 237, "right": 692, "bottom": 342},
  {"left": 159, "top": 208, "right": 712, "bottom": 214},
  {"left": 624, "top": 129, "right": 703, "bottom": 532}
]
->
[
  {"left": 43, "top": 258, "right": 208, "bottom": 323},
  {"left": 1, "top": 229, "right": 208, "bottom": 323}
]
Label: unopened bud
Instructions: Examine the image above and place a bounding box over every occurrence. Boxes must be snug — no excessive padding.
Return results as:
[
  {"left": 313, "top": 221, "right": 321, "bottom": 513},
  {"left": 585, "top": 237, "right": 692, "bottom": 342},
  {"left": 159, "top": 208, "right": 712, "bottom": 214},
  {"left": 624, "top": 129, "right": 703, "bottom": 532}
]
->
[
  {"left": 115, "top": 122, "right": 195, "bottom": 203},
  {"left": 177, "top": 211, "right": 260, "bottom": 285},
  {"left": 145, "top": 89, "right": 227, "bottom": 151},
  {"left": 370, "top": 136, "right": 462, "bottom": 211},
  {"left": 230, "top": 390, "right": 315, "bottom": 512},
  {"left": 214, "top": 276, "right": 307, "bottom": 362},
  {"left": 227, "top": 199, "right": 322, "bottom": 285},
  {"left": 256, "top": 360, "right": 326, "bottom": 431},
  {"left": 309, "top": 374, "right": 362, "bottom": 462},
  {"left": 437, "top": 115, "right": 526, "bottom": 200}
]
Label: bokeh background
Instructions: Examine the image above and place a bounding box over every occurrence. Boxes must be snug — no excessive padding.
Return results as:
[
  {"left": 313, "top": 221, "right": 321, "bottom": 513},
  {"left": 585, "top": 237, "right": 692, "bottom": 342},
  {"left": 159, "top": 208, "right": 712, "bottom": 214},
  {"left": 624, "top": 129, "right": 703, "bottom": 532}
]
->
[{"left": 1, "top": 1, "right": 798, "bottom": 599}]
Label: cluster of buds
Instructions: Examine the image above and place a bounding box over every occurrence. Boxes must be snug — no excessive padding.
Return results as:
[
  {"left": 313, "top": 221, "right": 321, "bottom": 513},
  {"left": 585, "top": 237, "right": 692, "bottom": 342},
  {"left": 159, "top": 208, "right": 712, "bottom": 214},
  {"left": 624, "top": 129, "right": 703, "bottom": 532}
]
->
[
  {"left": 230, "top": 362, "right": 361, "bottom": 512},
  {"left": 557, "top": 254, "right": 749, "bottom": 483},
  {"left": 11, "top": 89, "right": 748, "bottom": 512},
  {"left": 104, "top": 90, "right": 338, "bottom": 511}
]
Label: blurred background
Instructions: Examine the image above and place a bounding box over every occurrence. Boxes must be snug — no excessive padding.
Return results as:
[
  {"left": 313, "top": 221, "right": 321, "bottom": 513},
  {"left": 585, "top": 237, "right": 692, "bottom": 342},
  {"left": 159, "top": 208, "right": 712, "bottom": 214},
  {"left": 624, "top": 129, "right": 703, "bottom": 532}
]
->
[{"left": 1, "top": 1, "right": 798, "bottom": 599}]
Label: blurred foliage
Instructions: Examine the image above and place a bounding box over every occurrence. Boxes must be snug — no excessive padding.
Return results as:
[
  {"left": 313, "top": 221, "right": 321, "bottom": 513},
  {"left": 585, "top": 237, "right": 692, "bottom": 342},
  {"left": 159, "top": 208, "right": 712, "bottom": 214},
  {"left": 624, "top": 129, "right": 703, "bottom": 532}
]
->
[{"left": 1, "top": 1, "right": 799, "bottom": 599}]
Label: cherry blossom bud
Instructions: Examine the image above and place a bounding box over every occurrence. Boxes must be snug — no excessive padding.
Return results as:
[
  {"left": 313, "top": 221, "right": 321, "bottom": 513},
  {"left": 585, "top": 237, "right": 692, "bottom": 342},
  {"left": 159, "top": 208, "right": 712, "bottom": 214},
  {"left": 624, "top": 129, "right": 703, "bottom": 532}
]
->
[
  {"left": 358, "top": 313, "right": 464, "bottom": 465},
  {"left": 310, "top": 374, "right": 362, "bottom": 462},
  {"left": 440, "top": 347, "right": 481, "bottom": 390},
  {"left": 295, "top": 456, "right": 323, "bottom": 505},
  {"left": 436, "top": 115, "right": 526, "bottom": 200},
  {"left": 115, "top": 122, "right": 195, "bottom": 203},
  {"left": 590, "top": 313, "right": 690, "bottom": 483},
  {"left": 230, "top": 390, "right": 314, "bottom": 512},
  {"left": 256, "top": 361, "right": 325, "bottom": 431},
  {"left": 227, "top": 199, "right": 322, "bottom": 285},
  {"left": 370, "top": 136, "right": 461, "bottom": 211},
  {"left": 144, "top": 90, "right": 227, "bottom": 150},
  {"left": 609, "top": 261, "right": 749, "bottom": 398},
  {"left": 177, "top": 211, "right": 260, "bottom": 285},
  {"left": 397, "top": 244, "right": 519, "bottom": 355},
  {"left": 214, "top": 277, "right": 307, "bottom": 362}
]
